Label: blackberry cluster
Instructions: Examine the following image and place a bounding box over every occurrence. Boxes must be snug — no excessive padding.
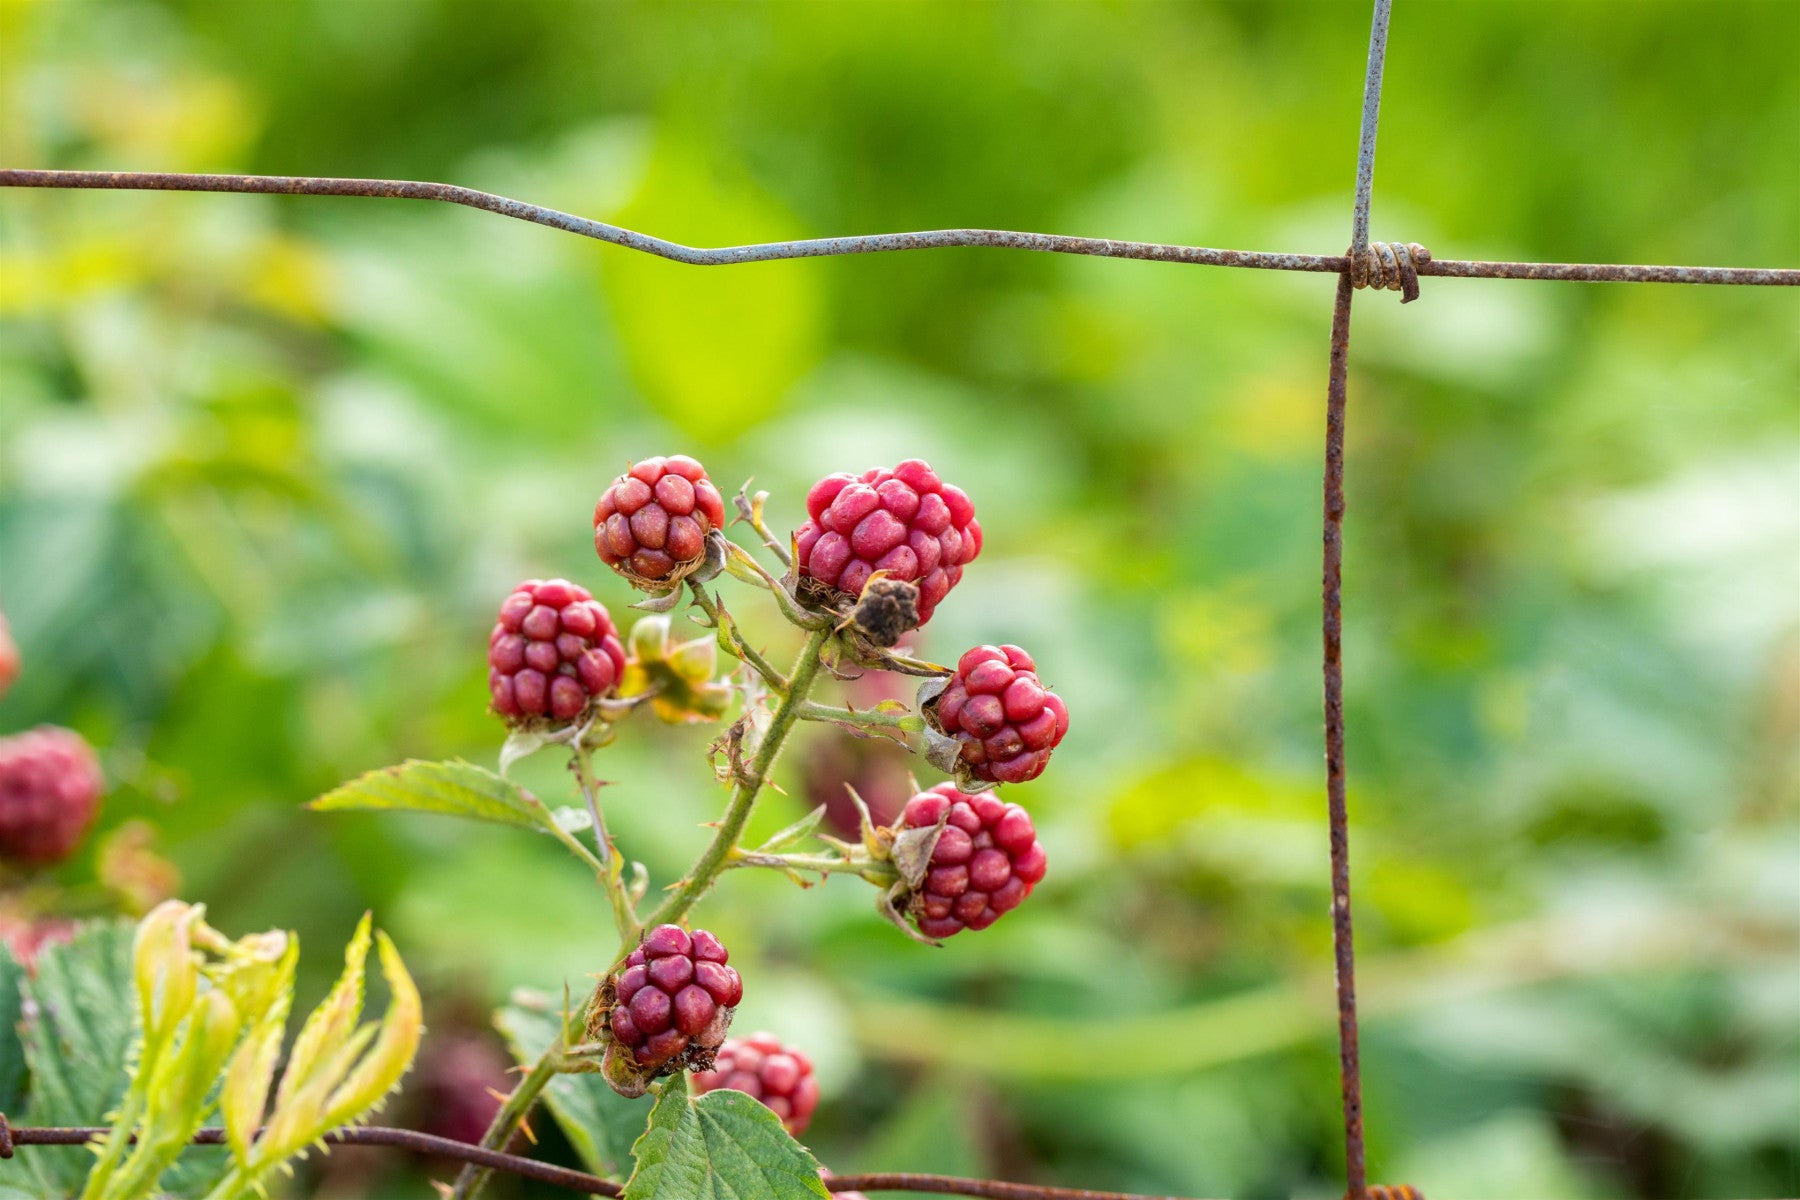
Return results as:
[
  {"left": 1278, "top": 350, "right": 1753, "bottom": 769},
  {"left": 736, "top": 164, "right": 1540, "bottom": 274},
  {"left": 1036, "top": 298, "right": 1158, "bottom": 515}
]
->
[
  {"left": 899, "top": 783, "right": 1047, "bottom": 939},
  {"left": 608, "top": 924, "right": 743, "bottom": 1071},
  {"left": 488, "top": 579, "right": 627, "bottom": 725},
  {"left": 594, "top": 456, "right": 729, "bottom": 584},
  {"left": 795, "top": 459, "right": 980, "bottom": 625},
  {"left": 929, "top": 644, "right": 1068, "bottom": 785},
  {"left": 691, "top": 1032, "right": 821, "bottom": 1136}
]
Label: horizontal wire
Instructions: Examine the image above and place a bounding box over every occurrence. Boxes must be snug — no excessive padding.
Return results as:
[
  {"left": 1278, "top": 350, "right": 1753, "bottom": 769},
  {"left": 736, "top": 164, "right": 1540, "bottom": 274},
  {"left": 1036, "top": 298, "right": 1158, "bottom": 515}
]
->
[
  {"left": 0, "top": 1119, "right": 1223, "bottom": 1200},
  {"left": 0, "top": 170, "right": 1793, "bottom": 287}
]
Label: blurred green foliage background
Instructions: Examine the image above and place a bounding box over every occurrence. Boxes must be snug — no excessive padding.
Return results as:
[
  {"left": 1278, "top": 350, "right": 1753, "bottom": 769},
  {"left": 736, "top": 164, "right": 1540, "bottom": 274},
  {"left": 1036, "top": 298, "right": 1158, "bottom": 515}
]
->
[{"left": 1, "top": 0, "right": 1796, "bottom": 1196}]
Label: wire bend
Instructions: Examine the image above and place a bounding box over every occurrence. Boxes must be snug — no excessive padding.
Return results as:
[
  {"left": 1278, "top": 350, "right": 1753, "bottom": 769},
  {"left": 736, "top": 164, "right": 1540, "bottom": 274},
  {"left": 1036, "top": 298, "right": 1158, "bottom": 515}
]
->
[{"left": 1349, "top": 241, "right": 1431, "bottom": 303}]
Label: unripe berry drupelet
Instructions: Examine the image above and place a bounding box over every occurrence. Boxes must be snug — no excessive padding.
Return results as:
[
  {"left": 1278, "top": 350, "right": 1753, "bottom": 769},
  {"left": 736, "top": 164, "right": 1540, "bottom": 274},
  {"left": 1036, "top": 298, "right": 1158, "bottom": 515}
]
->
[
  {"left": 794, "top": 459, "right": 980, "bottom": 625},
  {"left": 608, "top": 924, "right": 743, "bottom": 1072},
  {"left": 594, "top": 455, "right": 728, "bottom": 584},
  {"left": 488, "top": 580, "right": 627, "bottom": 725},
  {"left": 691, "top": 1032, "right": 821, "bottom": 1136},
  {"left": 901, "top": 783, "right": 1047, "bottom": 939},
  {"left": 929, "top": 645, "right": 1068, "bottom": 784},
  {"left": 0, "top": 727, "right": 104, "bottom": 867}
]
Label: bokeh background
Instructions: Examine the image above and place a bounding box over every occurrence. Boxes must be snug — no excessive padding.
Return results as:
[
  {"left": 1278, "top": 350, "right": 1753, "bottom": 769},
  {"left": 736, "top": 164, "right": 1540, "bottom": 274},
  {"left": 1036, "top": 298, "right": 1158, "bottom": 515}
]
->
[{"left": 2, "top": 0, "right": 1797, "bottom": 1196}]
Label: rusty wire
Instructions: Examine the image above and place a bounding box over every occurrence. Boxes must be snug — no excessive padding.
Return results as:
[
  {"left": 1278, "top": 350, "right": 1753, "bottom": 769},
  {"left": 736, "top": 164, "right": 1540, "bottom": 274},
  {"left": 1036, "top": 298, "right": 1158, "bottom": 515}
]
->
[
  {"left": 0, "top": 169, "right": 1792, "bottom": 288},
  {"left": 0, "top": 1116, "right": 1223, "bottom": 1200},
  {"left": 0, "top": 2, "right": 1789, "bottom": 1199}
]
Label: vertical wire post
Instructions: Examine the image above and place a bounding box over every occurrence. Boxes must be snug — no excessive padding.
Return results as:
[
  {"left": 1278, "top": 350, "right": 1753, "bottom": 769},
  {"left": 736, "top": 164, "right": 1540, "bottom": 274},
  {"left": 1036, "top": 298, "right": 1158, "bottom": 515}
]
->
[
  {"left": 1351, "top": 0, "right": 1394, "bottom": 254},
  {"left": 1326, "top": 2, "right": 1394, "bottom": 1197}
]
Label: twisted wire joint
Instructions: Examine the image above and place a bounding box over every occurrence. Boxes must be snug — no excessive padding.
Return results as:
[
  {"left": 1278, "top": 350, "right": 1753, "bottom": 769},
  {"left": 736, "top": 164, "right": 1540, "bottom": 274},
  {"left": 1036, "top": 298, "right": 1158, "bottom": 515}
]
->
[{"left": 1349, "top": 241, "right": 1431, "bottom": 303}]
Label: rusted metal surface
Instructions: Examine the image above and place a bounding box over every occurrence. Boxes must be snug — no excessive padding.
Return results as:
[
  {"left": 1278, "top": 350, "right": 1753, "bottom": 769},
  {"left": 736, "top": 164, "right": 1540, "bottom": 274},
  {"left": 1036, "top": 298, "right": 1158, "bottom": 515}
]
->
[
  {"left": 1321, "top": 272, "right": 1367, "bottom": 1200},
  {"left": 0, "top": 169, "right": 1339, "bottom": 274},
  {"left": 1, "top": 169, "right": 1793, "bottom": 285},
  {"left": 1418, "top": 257, "right": 1796, "bottom": 286},
  {"left": 0, "top": 1116, "right": 1223, "bottom": 1199},
  {"left": 0, "top": 1117, "right": 624, "bottom": 1195},
  {"left": 826, "top": 1175, "right": 1207, "bottom": 1200},
  {"left": 1349, "top": 241, "right": 1428, "bottom": 303}
]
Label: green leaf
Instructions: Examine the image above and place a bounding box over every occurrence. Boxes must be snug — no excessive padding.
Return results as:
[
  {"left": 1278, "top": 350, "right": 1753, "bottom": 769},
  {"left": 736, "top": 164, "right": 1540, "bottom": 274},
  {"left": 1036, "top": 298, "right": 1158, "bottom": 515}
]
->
[
  {"left": 496, "top": 1002, "right": 647, "bottom": 1181},
  {"left": 621, "top": 1072, "right": 828, "bottom": 1200},
  {"left": 19, "top": 921, "right": 137, "bottom": 1196},
  {"left": 0, "top": 941, "right": 26, "bottom": 1114},
  {"left": 310, "top": 759, "right": 557, "bottom": 834}
]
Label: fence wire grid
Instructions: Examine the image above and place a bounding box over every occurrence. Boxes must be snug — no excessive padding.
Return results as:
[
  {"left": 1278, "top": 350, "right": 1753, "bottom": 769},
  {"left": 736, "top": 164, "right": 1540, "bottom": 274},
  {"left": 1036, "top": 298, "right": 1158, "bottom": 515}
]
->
[{"left": 0, "top": 1, "right": 1793, "bottom": 1198}]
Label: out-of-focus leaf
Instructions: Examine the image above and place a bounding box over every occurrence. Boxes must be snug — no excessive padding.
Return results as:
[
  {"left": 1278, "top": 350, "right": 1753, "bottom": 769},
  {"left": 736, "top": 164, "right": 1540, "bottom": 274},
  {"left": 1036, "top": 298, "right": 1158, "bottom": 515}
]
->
[
  {"left": 0, "top": 943, "right": 25, "bottom": 1114},
  {"left": 19, "top": 922, "right": 137, "bottom": 1195},
  {"left": 600, "top": 139, "right": 822, "bottom": 443}
]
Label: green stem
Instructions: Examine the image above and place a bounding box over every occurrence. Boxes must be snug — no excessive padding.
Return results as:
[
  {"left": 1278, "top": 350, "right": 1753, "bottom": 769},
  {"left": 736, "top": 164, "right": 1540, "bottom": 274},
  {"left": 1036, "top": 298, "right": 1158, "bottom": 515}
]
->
[
  {"left": 453, "top": 624, "right": 833, "bottom": 1200},
  {"left": 643, "top": 626, "right": 831, "bottom": 928},
  {"left": 572, "top": 743, "right": 642, "bottom": 945},
  {"left": 728, "top": 847, "right": 898, "bottom": 884},
  {"left": 689, "top": 581, "right": 788, "bottom": 691},
  {"left": 796, "top": 700, "right": 922, "bottom": 733},
  {"left": 447, "top": 1047, "right": 563, "bottom": 1200}
]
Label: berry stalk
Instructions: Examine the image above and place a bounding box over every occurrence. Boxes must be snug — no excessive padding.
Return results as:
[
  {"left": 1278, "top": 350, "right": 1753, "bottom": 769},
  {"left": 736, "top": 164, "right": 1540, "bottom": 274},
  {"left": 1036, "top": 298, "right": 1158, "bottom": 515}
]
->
[{"left": 571, "top": 741, "right": 641, "bottom": 944}]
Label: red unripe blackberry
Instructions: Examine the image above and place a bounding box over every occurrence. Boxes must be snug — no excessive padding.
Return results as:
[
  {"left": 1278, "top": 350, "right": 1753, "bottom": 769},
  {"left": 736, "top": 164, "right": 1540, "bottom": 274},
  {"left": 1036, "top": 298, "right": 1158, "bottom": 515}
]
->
[
  {"left": 607, "top": 924, "right": 742, "bottom": 1072},
  {"left": 793, "top": 459, "right": 980, "bottom": 625},
  {"left": 900, "top": 783, "right": 1047, "bottom": 939},
  {"left": 488, "top": 579, "right": 627, "bottom": 726},
  {"left": 594, "top": 455, "right": 728, "bottom": 584},
  {"left": 0, "top": 727, "right": 103, "bottom": 867},
  {"left": 691, "top": 1032, "right": 821, "bottom": 1136},
  {"left": 929, "top": 645, "right": 1068, "bottom": 784}
]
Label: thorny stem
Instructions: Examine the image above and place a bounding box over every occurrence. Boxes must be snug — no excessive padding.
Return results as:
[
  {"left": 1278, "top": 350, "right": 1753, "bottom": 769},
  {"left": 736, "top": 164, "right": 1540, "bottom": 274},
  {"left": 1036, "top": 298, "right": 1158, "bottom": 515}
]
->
[
  {"left": 733, "top": 486, "right": 794, "bottom": 568},
  {"left": 455, "top": 622, "right": 835, "bottom": 1200},
  {"left": 688, "top": 580, "right": 789, "bottom": 691},
  {"left": 572, "top": 742, "right": 641, "bottom": 945},
  {"left": 448, "top": 1047, "right": 565, "bottom": 1200},
  {"left": 728, "top": 847, "right": 899, "bottom": 884},
  {"left": 797, "top": 700, "right": 923, "bottom": 734},
  {"left": 723, "top": 541, "right": 831, "bottom": 629},
  {"left": 643, "top": 625, "right": 833, "bottom": 928}
]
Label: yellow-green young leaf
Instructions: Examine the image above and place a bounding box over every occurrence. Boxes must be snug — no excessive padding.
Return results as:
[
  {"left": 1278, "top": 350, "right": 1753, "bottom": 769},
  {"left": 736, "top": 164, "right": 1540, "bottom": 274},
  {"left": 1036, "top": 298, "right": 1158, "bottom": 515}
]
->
[
  {"left": 133, "top": 900, "right": 201, "bottom": 1045},
  {"left": 310, "top": 759, "right": 556, "bottom": 833},
  {"left": 621, "top": 1074, "right": 828, "bottom": 1200},
  {"left": 321, "top": 931, "right": 422, "bottom": 1129},
  {"left": 272, "top": 914, "right": 371, "bottom": 1118},
  {"left": 221, "top": 939, "right": 299, "bottom": 1164}
]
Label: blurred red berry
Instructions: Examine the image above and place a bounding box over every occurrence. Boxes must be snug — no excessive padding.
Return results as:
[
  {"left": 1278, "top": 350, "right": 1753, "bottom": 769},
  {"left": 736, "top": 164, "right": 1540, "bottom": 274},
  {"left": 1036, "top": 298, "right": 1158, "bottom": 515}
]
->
[
  {"left": 929, "top": 645, "right": 1068, "bottom": 784},
  {"left": 0, "top": 611, "right": 18, "bottom": 699},
  {"left": 594, "top": 455, "right": 728, "bottom": 584},
  {"left": 0, "top": 911, "right": 76, "bottom": 972},
  {"left": 0, "top": 727, "right": 103, "bottom": 866},
  {"left": 488, "top": 579, "right": 627, "bottom": 726},
  {"left": 607, "top": 924, "right": 742, "bottom": 1072},
  {"left": 691, "top": 1032, "right": 821, "bottom": 1136},
  {"left": 900, "top": 783, "right": 1047, "bottom": 939},
  {"left": 408, "top": 1031, "right": 515, "bottom": 1147},
  {"left": 794, "top": 458, "right": 980, "bottom": 625}
]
